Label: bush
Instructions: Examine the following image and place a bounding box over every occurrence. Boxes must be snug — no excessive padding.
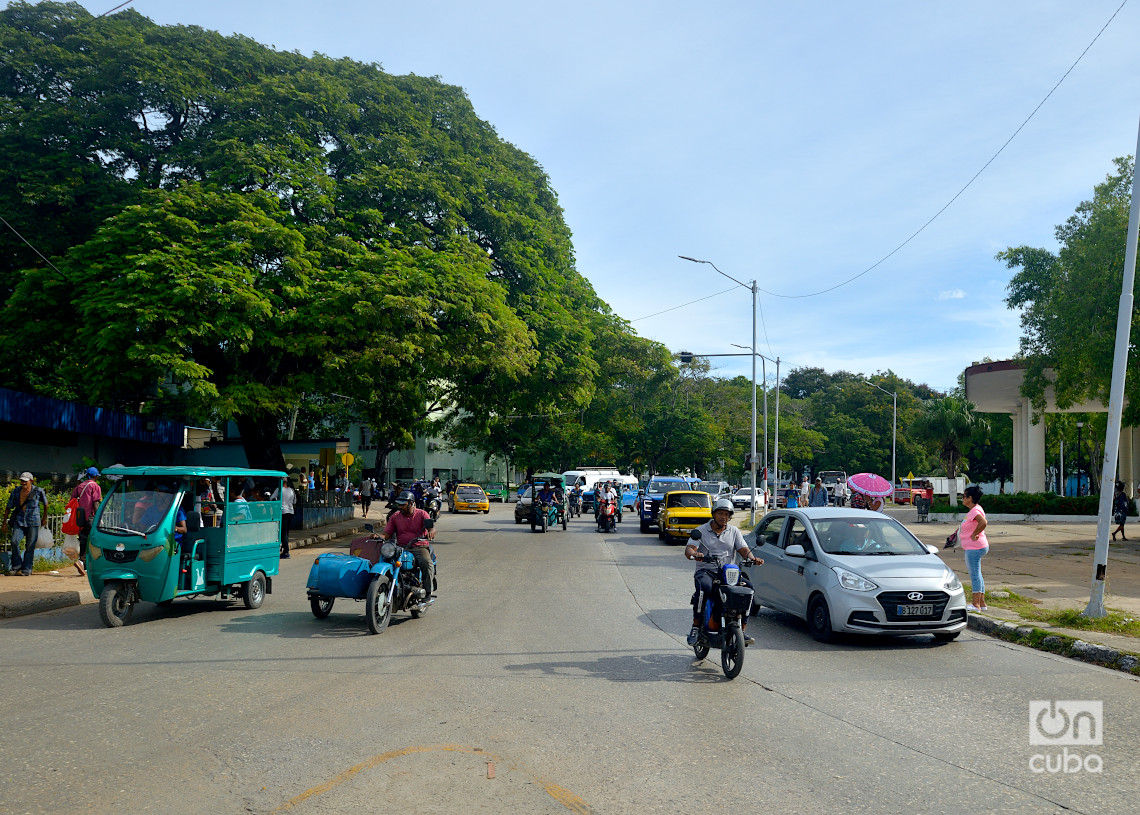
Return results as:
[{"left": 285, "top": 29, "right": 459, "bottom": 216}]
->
[{"left": 931, "top": 492, "right": 1131, "bottom": 516}]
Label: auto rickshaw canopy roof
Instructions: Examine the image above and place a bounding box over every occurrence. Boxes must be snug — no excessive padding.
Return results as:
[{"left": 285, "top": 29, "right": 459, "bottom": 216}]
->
[
  {"left": 102, "top": 465, "right": 287, "bottom": 479},
  {"left": 532, "top": 472, "right": 565, "bottom": 484}
]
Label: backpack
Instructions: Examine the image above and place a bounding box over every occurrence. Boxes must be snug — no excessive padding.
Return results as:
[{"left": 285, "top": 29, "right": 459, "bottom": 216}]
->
[{"left": 61, "top": 481, "right": 93, "bottom": 536}]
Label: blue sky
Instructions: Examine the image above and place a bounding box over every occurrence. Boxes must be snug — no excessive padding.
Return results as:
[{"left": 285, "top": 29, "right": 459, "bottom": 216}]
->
[{"left": 78, "top": 0, "right": 1140, "bottom": 394}]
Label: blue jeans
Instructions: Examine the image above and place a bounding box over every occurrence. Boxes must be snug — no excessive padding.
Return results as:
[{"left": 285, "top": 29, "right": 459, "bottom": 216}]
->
[
  {"left": 964, "top": 546, "right": 988, "bottom": 594},
  {"left": 10, "top": 525, "right": 38, "bottom": 574}
]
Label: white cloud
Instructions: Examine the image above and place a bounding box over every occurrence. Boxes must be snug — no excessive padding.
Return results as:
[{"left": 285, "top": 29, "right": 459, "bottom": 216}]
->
[{"left": 938, "top": 289, "right": 967, "bottom": 301}]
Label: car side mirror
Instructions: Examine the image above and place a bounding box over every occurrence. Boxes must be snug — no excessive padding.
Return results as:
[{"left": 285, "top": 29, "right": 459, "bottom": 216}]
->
[
  {"left": 785, "top": 544, "right": 807, "bottom": 558},
  {"left": 924, "top": 543, "right": 939, "bottom": 555}
]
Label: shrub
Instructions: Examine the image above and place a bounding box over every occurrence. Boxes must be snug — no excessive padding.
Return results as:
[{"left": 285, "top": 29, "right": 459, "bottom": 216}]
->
[{"left": 931, "top": 492, "right": 1129, "bottom": 516}]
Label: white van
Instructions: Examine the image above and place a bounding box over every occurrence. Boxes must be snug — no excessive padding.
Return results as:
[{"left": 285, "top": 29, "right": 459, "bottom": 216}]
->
[{"left": 562, "top": 468, "right": 623, "bottom": 493}]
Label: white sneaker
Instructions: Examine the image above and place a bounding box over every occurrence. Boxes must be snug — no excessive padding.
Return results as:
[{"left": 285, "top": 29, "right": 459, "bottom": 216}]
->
[
  {"left": 980, "top": 605, "right": 989, "bottom": 611},
  {"left": 966, "top": 604, "right": 980, "bottom": 612}
]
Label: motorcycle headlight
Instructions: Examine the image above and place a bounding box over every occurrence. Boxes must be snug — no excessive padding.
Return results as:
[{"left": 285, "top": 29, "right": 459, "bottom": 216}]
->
[
  {"left": 831, "top": 566, "right": 878, "bottom": 592},
  {"left": 723, "top": 564, "right": 740, "bottom": 586},
  {"left": 380, "top": 541, "right": 398, "bottom": 561},
  {"left": 944, "top": 570, "right": 962, "bottom": 591}
]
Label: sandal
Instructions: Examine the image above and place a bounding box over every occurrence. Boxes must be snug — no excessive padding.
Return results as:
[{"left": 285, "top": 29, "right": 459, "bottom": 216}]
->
[{"left": 75, "top": 560, "right": 85, "bottom": 576}]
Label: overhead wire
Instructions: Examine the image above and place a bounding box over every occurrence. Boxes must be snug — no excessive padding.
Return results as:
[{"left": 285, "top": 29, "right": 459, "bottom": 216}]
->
[{"left": 754, "top": 0, "right": 1129, "bottom": 300}]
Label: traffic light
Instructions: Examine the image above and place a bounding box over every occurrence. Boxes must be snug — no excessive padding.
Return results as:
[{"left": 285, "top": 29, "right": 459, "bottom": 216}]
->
[
  {"left": 743, "top": 453, "right": 753, "bottom": 471},
  {"left": 679, "top": 351, "right": 693, "bottom": 364}
]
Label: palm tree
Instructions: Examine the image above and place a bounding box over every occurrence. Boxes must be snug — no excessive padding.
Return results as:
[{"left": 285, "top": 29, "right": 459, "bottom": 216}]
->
[{"left": 911, "top": 396, "right": 985, "bottom": 508}]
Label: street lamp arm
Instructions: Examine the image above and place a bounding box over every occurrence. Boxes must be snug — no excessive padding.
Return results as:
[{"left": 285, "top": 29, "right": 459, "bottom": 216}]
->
[{"left": 678, "top": 255, "right": 751, "bottom": 290}]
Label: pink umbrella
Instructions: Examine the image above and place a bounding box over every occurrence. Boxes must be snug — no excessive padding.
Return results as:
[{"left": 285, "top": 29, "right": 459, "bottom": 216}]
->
[{"left": 847, "top": 472, "right": 893, "bottom": 497}]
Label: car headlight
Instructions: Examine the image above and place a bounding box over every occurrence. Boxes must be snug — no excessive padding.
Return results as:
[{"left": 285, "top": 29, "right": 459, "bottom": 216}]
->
[
  {"left": 831, "top": 566, "right": 878, "bottom": 592},
  {"left": 944, "top": 570, "right": 962, "bottom": 591}
]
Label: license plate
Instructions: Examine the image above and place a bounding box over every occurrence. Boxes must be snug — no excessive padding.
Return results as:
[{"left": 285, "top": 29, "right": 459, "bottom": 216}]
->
[{"left": 897, "top": 604, "right": 933, "bottom": 616}]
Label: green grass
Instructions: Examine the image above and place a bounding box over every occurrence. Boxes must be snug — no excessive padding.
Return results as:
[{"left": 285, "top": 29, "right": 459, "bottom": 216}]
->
[{"left": 985, "top": 590, "right": 1140, "bottom": 638}]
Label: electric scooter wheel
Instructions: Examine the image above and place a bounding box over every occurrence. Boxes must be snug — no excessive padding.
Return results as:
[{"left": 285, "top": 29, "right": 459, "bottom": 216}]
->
[
  {"left": 721, "top": 628, "right": 745, "bottom": 679},
  {"left": 310, "top": 596, "right": 335, "bottom": 618},
  {"left": 98, "top": 582, "right": 134, "bottom": 628},
  {"left": 693, "top": 639, "right": 710, "bottom": 660}
]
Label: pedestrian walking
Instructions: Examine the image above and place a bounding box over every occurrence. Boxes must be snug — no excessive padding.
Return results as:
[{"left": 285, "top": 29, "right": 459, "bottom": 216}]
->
[
  {"left": 360, "top": 477, "right": 373, "bottom": 518},
  {"left": 271, "top": 478, "right": 296, "bottom": 558},
  {"left": 1112, "top": 481, "right": 1129, "bottom": 542},
  {"left": 2, "top": 473, "right": 48, "bottom": 576},
  {"left": 959, "top": 485, "right": 989, "bottom": 611},
  {"left": 70, "top": 467, "right": 102, "bottom": 575},
  {"left": 808, "top": 477, "right": 829, "bottom": 507}
]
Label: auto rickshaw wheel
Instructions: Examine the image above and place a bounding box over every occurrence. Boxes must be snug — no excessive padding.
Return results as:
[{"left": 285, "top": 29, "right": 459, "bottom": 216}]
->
[
  {"left": 310, "top": 595, "right": 335, "bottom": 619},
  {"left": 366, "top": 576, "right": 392, "bottom": 634},
  {"left": 98, "top": 582, "right": 134, "bottom": 628},
  {"left": 243, "top": 571, "right": 266, "bottom": 609}
]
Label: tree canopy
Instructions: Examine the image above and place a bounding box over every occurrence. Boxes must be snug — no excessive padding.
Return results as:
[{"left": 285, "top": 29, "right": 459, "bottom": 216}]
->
[{"left": 1000, "top": 156, "right": 1140, "bottom": 425}]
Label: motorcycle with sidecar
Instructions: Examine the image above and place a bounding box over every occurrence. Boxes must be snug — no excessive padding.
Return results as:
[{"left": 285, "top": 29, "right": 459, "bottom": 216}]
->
[{"left": 306, "top": 524, "right": 437, "bottom": 633}]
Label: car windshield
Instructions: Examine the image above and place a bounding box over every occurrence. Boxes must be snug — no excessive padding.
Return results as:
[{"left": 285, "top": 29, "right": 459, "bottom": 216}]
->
[
  {"left": 735, "top": 489, "right": 755, "bottom": 497},
  {"left": 457, "top": 486, "right": 485, "bottom": 498},
  {"left": 647, "top": 479, "right": 678, "bottom": 493},
  {"left": 97, "top": 476, "right": 183, "bottom": 536},
  {"left": 666, "top": 493, "right": 712, "bottom": 509},
  {"left": 810, "top": 518, "right": 928, "bottom": 556}
]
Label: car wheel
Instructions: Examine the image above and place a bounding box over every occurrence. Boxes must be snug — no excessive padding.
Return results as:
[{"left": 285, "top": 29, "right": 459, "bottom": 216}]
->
[
  {"left": 640, "top": 520, "right": 649, "bottom": 534},
  {"left": 807, "top": 595, "right": 834, "bottom": 643}
]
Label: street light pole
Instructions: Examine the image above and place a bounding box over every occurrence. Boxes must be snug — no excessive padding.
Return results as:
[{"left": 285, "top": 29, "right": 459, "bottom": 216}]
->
[
  {"left": 680, "top": 255, "right": 764, "bottom": 524},
  {"left": 863, "top": 379, "right": 897, "bottom": 500}
]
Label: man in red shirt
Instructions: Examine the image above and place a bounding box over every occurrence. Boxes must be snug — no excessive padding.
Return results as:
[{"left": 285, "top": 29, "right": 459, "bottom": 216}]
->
[{"left": 382, "top": 491, "right": 436, "bottom": 598}]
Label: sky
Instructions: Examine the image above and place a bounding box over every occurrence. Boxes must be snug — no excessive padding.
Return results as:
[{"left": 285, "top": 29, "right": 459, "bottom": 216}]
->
[{"left": 73, "top": 0, "right": 1140, "bottom": 394}]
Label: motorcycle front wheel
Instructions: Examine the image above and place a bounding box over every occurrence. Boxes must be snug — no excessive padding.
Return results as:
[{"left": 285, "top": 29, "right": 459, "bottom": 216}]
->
[
  {"left": 721, "top": 627, "right": 745, "bottom": 679},
  {"left": 693, "top": 637, "right": 710, "bottom": 660},
  {"left": 366, "top": 577, "right": 392, "bottom": 634}
]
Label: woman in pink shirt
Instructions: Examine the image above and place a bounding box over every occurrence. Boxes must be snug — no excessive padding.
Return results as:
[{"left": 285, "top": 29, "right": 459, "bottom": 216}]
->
[{"left": 959, "top": 486, "right": 989, "bottom": 611}]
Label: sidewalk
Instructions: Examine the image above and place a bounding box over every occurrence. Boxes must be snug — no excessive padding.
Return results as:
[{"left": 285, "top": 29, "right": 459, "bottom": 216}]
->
[
  {"left": 0, "top": 508, "right": 376, "bottom": 619},
  {"left": 889, "top": 507, "right": 1140, "bottom": 673}
]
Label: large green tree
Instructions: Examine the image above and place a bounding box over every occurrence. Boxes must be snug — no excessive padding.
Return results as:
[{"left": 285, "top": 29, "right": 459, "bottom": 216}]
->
[
  {"left": 911, "top": 396, "right": 984, "bottom": 506},
  {"left": 1000, "top": 156, "right": 1140, "bottom": 425},
  {"left": 0, "top": 2, "right": 601, "bottom": 469}
]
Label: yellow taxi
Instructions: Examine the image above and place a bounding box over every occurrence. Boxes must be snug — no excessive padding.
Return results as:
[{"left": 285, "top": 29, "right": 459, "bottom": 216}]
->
[
  {"left": 657, "top": 490, "right": 713, "bottom": 542},
  {"left": 448, "top": 483, "right": 490, "bottom": 514}
]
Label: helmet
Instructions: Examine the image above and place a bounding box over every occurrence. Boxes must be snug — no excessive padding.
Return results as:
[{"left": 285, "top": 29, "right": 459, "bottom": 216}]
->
[
  {"left": 396, "top": 490, "right": 416, "bottom": 505},
  {"left": 713, "top": 498, "right": 734, "bottom": 514}
]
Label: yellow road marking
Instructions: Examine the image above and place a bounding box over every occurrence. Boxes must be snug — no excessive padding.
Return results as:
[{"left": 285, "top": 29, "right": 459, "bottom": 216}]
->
[{"left": 272, "top": 743, "right": 593, "bottom": 813}]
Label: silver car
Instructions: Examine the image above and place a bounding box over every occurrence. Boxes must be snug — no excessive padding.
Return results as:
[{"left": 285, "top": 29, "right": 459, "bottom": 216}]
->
[{"left": 748, "top": 507, "right": 967, "bottom": 642}]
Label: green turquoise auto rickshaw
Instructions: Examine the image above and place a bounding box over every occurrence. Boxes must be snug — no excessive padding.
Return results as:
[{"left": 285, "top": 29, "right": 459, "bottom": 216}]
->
[{"left": 87, "top": 466, "right": 285, "bottom": 627}]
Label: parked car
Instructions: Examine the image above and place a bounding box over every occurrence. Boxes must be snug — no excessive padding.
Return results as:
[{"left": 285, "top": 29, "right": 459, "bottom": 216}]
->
[
  {"left": 731, "top": 487, "right": 765, "bottom": 510},
  {"left": 448, "top": 483, "right": 489, "bottom": 514},
  {"left": 747, "top": 507, "right": 967, "bottom": 642},
  {"left": 483, "top": 482, "right": 510, "bottom": 502},
  {"left": 657, "top": 490, "right": 713, "bottom": 542}
]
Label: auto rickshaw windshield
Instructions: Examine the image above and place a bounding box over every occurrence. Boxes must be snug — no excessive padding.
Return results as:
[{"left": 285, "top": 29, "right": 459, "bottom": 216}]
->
[{"left": 97, "top": 477, "right": 183, "bottom": 537}]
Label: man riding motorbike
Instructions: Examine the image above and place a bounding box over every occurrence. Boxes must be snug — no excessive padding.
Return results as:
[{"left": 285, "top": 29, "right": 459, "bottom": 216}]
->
[
  {"left": 684, "top": 498, "right": 762, "bottom": 647},
  {"left": 382, "top": 490, "right": 436, "bottom": 598}
]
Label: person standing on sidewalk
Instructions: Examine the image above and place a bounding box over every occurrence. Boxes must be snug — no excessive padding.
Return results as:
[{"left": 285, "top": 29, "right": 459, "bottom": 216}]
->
[
  {"left": 3, "top": 473, "right": 48, "bottom": 576},
  {"left": 360, "top": 477, "right": 373, "bottom": 518},
  {"left": 959, "top": 485, "right": 989, "bottom": 611},
  {"left": 71, "top": 467, "right": 102, "bottom": 576},
  {"left": 271, "top": 479, "right": 296, "bottom": 558}
]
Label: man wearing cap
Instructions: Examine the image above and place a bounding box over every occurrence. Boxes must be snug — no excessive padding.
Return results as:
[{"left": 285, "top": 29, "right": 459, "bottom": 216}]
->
[
  {"left": 2, "top": 473, "right": 48, "bottom": 576},
  {"left": 70, "top": 467, "right": 103, "bottom": 575},
  {"left": 808, "top": 477, "right": 830, "bottom": 507},
  {"left": 382, "top": 491, "right": 436, "bottom": 599}
]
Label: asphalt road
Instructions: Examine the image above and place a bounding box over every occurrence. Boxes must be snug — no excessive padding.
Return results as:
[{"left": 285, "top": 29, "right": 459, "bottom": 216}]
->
[{"left": 2, "top": 504, "right": 1138, "bottom": 815}]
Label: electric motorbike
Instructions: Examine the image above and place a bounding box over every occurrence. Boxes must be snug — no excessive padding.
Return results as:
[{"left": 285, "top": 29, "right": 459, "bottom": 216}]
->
[
  {"left": 531, "top": 497, "right": 565, "bottom": 533},
  {"left": 568, "top": 490, "right": 582, "bottom": 518},
  {"left": 689, "top": 531, "right": 754, "bottom": 679}
]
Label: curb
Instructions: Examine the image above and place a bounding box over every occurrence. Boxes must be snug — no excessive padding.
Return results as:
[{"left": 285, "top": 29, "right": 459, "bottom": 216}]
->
[
  {"left": 967, "top": 613, "right": 1140, "bottom": 675},
  {"left": 0, "top": 524, "right": 366, "bottom": 620}
]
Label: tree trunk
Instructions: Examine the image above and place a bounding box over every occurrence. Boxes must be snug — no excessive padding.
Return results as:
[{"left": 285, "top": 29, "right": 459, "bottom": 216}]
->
[{"left": 234, "top": 413, "right": 286, "bottom": 471}]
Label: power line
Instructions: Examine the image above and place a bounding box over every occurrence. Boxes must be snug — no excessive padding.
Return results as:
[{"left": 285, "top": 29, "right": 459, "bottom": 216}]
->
[
  {"left": 0, "top": 214, "right": 68, "bottom": 283},
  {"left": 95, "top": 1, "right": 135, "bottom": 17},
  {"left": 755, "top": 0, "right": 1129, "bottom": 300},
  {"left": 629, "top": 285, "right": 738, "bottom": 322}
]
